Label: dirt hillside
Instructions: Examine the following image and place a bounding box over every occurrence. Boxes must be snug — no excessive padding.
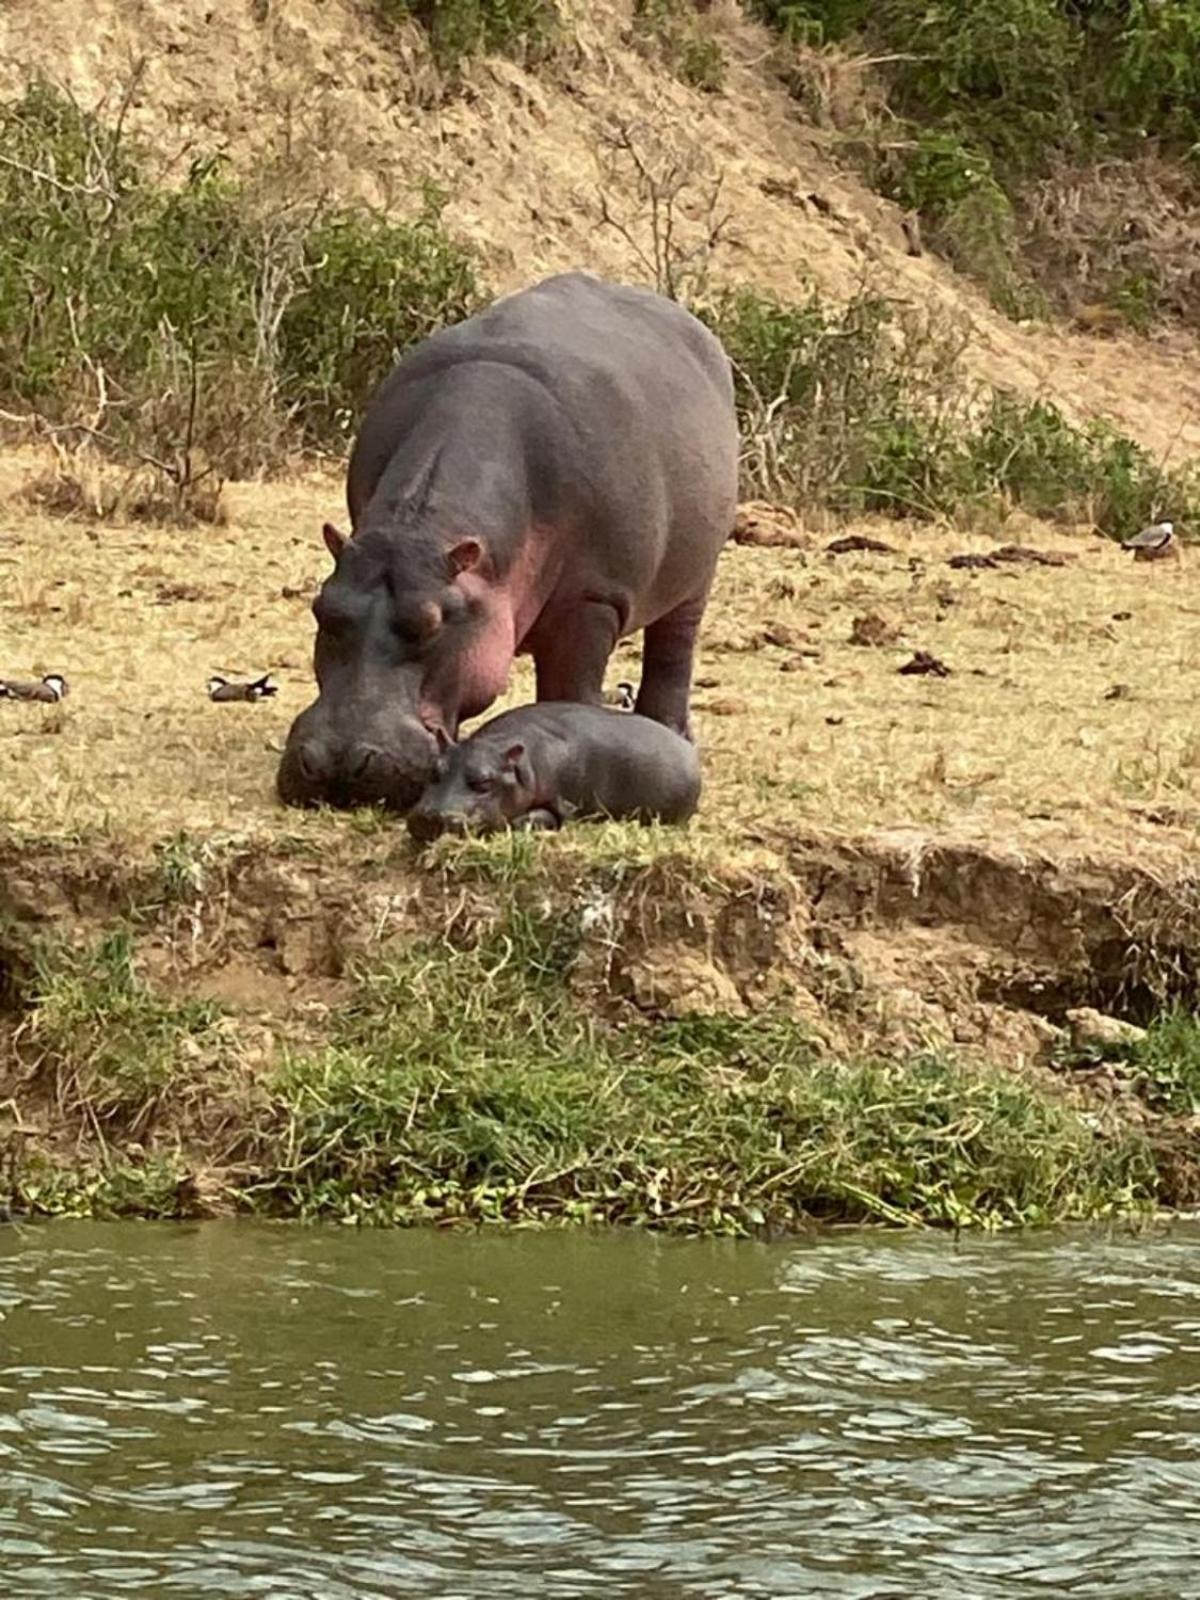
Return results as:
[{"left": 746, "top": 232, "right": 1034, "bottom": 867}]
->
[{"left": 2, "top": 0, "right": 1199, "bottom": 461}]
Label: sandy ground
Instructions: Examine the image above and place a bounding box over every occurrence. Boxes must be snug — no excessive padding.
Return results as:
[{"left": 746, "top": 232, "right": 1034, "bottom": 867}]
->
[{"left": 2, "top": 445, "right": 1198, "bottom": 873}]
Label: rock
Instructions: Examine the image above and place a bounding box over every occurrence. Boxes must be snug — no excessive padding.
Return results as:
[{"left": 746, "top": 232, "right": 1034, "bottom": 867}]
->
[
  {"left": 993, "top": 544, "right": 1071, "bottom": 567},
  {"left": 849, "top": 611, "right": 900, "bottom": 647},
  {"left": 733, "top": 502, "right": 809, "bottom": 549},
  {"left": 947, "top": 553, "right": 997, "bottom": 570},
  {"left": 626, "top": 946, "right": 746, "bottom": 1019},
  {"left": 825, "top": 534, "right": 895, "bottom": 556},
  {"left": 703, "top": 696, "right": 749, "bottom": 716},
  {"left": 760, "top": 621, "right": 803, "bottom": 649},
  {"left": 1065, "top": 1007, "right": 1146, "bottom": 1053},
  {"left": 898, "top": 650, "right": 951, "bottom": 677}
]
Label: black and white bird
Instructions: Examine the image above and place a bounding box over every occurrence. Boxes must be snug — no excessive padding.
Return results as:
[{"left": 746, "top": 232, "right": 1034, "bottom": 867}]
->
[
  {"left": 207, "top": 673, "right": 278, "bottom": 703},
  {"left": 606, "top": 680, "right": 636, "bottom": 712},
  {"left": 0, "top": 673, "right": 68, "bottom": 703},
  {"left": 1122, "top": 520, "right": 1179, "bottom": 562}
]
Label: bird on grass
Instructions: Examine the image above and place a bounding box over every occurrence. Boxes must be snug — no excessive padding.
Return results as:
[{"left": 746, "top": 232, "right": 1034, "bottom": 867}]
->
[
  {"left": 0, "top": 673, "right": 68, "bottom": 703},
  {"left": 602, "top": 680, "right": 635, "bottom": 711},
  {"left": 207, "top": 673, "right": 278, "bottom": 703},
  {"left": 1122, "top": 520, "right": 1180, "bottom": 563}
]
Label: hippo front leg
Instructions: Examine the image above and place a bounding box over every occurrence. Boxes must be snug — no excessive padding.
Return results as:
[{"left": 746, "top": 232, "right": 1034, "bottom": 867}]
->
[
  {"left": 533, "top": 599, "right": 621, "bottom": 706},
  {"left": 635, "top": 595, "right": 707, "bottom": 740}
]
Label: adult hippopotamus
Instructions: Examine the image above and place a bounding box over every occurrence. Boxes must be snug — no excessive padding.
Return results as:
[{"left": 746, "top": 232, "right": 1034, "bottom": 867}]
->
[
  {"left": 276, "top": 271, "right": 738, "bottom": 811},
  {"left": 406, "top": 702, "right": 702, "bottom": 841}
]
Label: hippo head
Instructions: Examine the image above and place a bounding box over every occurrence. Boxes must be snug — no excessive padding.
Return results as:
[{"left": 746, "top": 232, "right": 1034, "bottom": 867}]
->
[
  {"left": 277, "top": 521, "right": 489, "bottom": 812},
  {"left": 406, "top": 739, "right": 535, "bottom": 843}
]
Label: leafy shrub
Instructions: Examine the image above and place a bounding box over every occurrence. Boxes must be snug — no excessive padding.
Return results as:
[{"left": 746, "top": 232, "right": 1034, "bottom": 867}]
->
[
  {"left": 749, "top": 0, "right": 1200, "bottom": 324},
  {"left": 704, "top": 283, "right": 1200, "bottom": 531},
  {"left": 0, "top": 84, "right": 480, "bottom": 493},
  {"left": 277, "top": 187, "right": 480, "bottom": 444}
]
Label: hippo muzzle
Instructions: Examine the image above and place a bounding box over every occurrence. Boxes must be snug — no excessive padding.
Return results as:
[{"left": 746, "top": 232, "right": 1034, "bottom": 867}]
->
[{"left": 276, "top": 701, "right": 440, "bottom": 812}]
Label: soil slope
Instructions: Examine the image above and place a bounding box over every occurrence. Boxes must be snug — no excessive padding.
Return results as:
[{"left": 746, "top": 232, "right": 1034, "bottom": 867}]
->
[{"left": 2, "top": 0, "right": 1200, "bottom": 459}]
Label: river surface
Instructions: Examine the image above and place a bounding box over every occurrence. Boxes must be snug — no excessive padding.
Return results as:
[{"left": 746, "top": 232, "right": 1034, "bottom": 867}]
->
[{"left": 0, "top": 1222, "right": 1198, "bottom": 1599}]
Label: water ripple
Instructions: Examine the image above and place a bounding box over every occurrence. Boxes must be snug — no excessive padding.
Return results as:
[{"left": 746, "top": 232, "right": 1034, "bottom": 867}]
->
[{"left": 0, "top": 1223, "right": 1197, "bottom": 1598}]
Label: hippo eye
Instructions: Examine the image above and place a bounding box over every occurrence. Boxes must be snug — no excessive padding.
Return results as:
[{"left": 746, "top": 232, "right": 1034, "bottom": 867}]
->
[{"left": 466, "top": 773, "right": 494, "bottom": 794}]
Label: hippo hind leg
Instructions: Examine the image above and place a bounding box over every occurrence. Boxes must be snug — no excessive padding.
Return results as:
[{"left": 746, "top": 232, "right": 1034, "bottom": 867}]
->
[{"left": 635, "top": 595, "right": 707, "bottom": 740}]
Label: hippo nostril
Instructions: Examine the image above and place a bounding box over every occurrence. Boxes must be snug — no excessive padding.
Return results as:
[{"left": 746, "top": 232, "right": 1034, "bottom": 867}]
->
[
  {"left": 296, "top": 742, "right": 323, "bottom": 783},
  {"left": 346, "top": 745, "right": 377, "bottom": 784}
]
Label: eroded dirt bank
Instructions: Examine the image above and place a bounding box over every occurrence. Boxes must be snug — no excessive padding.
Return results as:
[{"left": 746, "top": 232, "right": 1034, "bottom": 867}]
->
[{"left": 1, "top": 825, "right": 1196, "bottom": 1224}]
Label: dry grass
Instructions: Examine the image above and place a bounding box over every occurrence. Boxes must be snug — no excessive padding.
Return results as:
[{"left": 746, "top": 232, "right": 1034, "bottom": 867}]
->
[{"left": 1, "top": 442, "right": 1198, "bottom": 869}]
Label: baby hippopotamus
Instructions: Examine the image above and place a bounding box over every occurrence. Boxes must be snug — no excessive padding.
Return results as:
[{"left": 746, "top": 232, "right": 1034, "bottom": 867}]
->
[{"left": 407, "top": 702, "right": 701, "bottom": 841}]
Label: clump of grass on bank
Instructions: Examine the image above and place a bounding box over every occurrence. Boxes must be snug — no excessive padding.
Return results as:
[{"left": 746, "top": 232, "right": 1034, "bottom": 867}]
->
[
  {"left": 705, "top": 284, "right": 1200, "bottom": 531},
  {"left": 19, "top": 930, "right": 222, "bottom": 1129},
  {"left": 632, "top": 1, "right": 726, "bottom": 93},
  {"left": 0, "top": 84, "right": 479, "bottom": 513},
  {"left": 372, "top": 0, "right": 561, "bottom": 72},
  {"left": 250, "top": 905, "right": 1153, "bottom": 1231},
  {"left": 1128, "top": 1010, "right": 1200, "bottom": 1116}
]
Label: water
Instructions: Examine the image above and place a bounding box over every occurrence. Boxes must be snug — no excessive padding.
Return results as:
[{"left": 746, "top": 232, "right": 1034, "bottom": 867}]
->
[{"left": 0, "top": 1223, "right": 1198, "bottom": 1599}]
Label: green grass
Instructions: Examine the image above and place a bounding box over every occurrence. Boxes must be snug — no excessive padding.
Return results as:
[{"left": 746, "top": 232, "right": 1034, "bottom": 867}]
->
[
  {"left": 23, "top": 930, "right": 223, "bottom": 1126},
  {"left": 749, "top": 1, "right": 1200, "bottom": 323},
  {"left": 372, "top": 0, "right": 560, "bottom": 72},
  {"left": 1129, "top": 1009, "right": 1200, "bottom": 1116},
  {"left": 250, "top": 905, "right": 1155, "bottom": 1231},
  {"left": 632, "top": 1, "right": 726, "bottom": 93},
  {"left": 0, "top": 891, "right": 1173, "bottom": 1228}
]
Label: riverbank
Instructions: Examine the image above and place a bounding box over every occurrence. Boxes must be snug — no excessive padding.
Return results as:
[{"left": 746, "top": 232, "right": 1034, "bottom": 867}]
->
[
  {"left": 2, "top": 821, "right": 1197, "bottom": 1229},
  {"left": 2, "top": 450, "right": 1199, "bottom": 1228}
]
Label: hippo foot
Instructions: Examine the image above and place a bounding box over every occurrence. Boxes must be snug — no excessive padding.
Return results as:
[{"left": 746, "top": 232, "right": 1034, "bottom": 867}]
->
[{"left": 513, "top": 808, "right": 560, "bottom": 832}]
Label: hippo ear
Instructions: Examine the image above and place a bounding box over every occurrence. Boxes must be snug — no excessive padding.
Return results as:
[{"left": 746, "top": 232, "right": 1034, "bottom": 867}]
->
[
  {"left": 503, "top": 742, "right": 525, "bottom": 768},
  {"left": 323, "top": 522, "right": 347, "bottom": 562},
  {"left": 446, "top": 538, "right": 482, "bottom": 578},
  {"left": 434, "top": 725, "right": 454, "bottom": 752}
]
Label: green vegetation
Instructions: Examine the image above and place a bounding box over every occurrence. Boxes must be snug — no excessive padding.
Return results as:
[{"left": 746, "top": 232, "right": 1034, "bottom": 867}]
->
[
  {"left": 23, "top": 930, "right": 222, "bottom": 1127},
  {"left": 752, "top": 0, "right": 1200, "bottom": 164},
  {"left": 633, "top": 1, "right": 727, "bottom": 93},
  {"left": 750, "top": 1, "right": 1200, "bottom": 322},
  {"left": 1129, "top": 1009, "right": 1200, "bottom": 1116},
  {"left": 0, "top": 84, "right": 479, "bottom": 504},
  {"left": 9, "top": 902, "right": 1153, "bottom": 1230},
  {"left": 2, "top": 82, "right": 1195, "bottom": 533},
  {"left": 372, "top": 0, "right": 560, "bottom": 72},
  {"left": 705, "top": 285, "right": 1200, "bottom": 531}
]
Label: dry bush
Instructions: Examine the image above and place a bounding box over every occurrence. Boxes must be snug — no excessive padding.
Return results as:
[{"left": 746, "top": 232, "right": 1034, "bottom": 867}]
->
[
  {"left": 594, "top": 115, "right": 730, "bottom": 302},
  {"left": 20, "top": 446, "right": 229, "bottom": 529},
  {"left": 1022, "top": 157, "right": 1200, "bottom": 329}
]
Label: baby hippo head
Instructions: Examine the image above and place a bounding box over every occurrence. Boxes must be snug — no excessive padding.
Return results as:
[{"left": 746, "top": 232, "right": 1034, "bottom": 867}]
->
[{"left": 406, "top": 736, "right": 536, "bottom": 843}]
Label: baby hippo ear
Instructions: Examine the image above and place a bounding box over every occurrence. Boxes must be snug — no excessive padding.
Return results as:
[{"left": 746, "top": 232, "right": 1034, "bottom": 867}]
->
[
  {"left": 323, "top": 522, "right": 347, "bottom": 562},
  {"left": 446, "top": 538, "right": 482, "bottom": 578},
  {"left": 503, "top": 742, "right": 526, "bottom": 768}
]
